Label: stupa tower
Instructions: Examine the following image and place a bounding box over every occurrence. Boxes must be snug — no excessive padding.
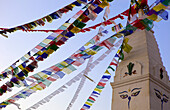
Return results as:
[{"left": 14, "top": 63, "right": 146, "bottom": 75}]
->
[{"left": 110, "top": 27, "right": 170, "bottom": 110}]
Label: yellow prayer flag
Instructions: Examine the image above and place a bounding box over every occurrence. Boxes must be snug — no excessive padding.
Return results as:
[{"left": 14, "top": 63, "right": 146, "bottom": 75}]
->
[
  {"left": 18, "top": 64, "right": 24, "bottom": 70},
  {"left": 70, "top": 4, "right": 76, "bottom": 7},
  {"left": 84, "top": 48, "right": 90, "bottom": 52},
  {"left": 98, "top": 1, "right": 109, "bottom": 8},
  {"left": 60, "top": 61, "right": 69, "bottom": 67},
  {"left": 24, "top": 54, "right": 30, "bottom": 59},
  {"left": 62, "top": 68, "right": 72, "bottom": 74},
  {"left": 63, "top": 23, "right": 71, "bottom": 27},
  {"left": 123, "top": 38, "right": 129, "bottom": 44},
  {"left": 94, "top": 88, "right": 102, "bottom": 93},
  {"left": 123, "top": 43, "right": 132, "bottom": 53},
  {"left": 85, "top": 102, "right": 93, "bottom": 106},
  {"left": 85, "top": 42, "right": 91, "bottom": 46},
  {"left": 46, "top": 49, "right": 54, "bottom": 54},
  {"left": 30, "top": 26, "right": 35, "bottom": 30},
  {"left": 37, "top": 72, "right": 48, "bottom": 79},
  {"left": 115, "top": 33, "right": 124, "bottom": 38},
  {"left": 153, "top": 3, "right": 166, "bottom": 12},
  {"left": 30, "top": 86, "right": 38, "bottom": 91},
  {"left": 70, "top": 27, "right": 81, "bottom": 33},
  {"left": 77, "top": 15, "right": 85, "bottom": 21},
  {"left": 86, "top": 50, "right": 97, "bottom": 55},
  {"left": 117, "top": 49, "right": 121, "bottom": 54},
  {"left": 37, "top": 51, "right": 43, "bottom": 55},
  {"left": 41, "top": 51, "right": 49, "bottom": 57},
  {"left": 0, "top": 103, "right": 8, "bottom": 106},
  {"left": 15, "top": 75, "right": 25, "bottom": 81},
  {"left": 56, "top": 34, "right": 64, "bottom": 40},
  {"left": 105, "top": 70, "right": 111, "bottom": 75},
  {"left": 18, "top": 80, "right": 25, "bottom": 86},
  {"left": 42, "top": 39, "right": 52, "bottom": 44},
  {"left": 23, "top": 68, "right": 30, "bottom": 73},
  {"left": 8, "top": 66, "right": 13, "bottom": 70},
  {"left": 34, "top": 84, "right": 44, "bottom": 90},
  {"left": 147, "top": 14, "right": 158, "bottom": 21}
]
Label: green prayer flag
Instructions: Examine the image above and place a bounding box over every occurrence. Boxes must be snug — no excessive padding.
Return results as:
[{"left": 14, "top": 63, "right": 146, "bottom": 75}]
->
[
  {"left": 126, "top": 24, "right": 137, "bottom": 31},
  {"left": 67, "top": 65, "right": 76, "bottom": 71},
  {"left": 95, "top": 46, "right": 104, "bottom": 52},
  {"left": 162, "top": 0, "right": 170, "bottom": 6},
  {"left": 19, "top": 94, "right": 27, "bottom": 99},
  {"left": 42, "top": 79, "right": 52, "bottom": 87},
  {"left": 96, "top": 85, "right": 104, "bottom": 89},
  {"left": 50, "top": 44, "right": 59, "bottom": 51},
  {"left": 108, "top": 37, "right": 117, "bottom": 44},
  {"left": 89, "top": 39, "right": 95, "bottom": 44},
  {"left": 108, "top": 66, "right": 115, "bottom": 72},
  {"left": 13, "top": 67, "right": 19, "bottom": 74},
  {"left": 59, "top": 25, "right": 67, "bottom": 30},
  {"left": 87, "top": 99, "right": 94, "bottom": 103},
  {"left": 119, "top": 52, "right": 124, "bottom": 60},
  {"left": 73, "top": 19, "right": 86, "bottom": 29},
  {"left": 39, "top": 42, "right": 46, "bottom": 47},
  {"left": 55, "top": 63, "right": 65, "bottom": 69}
]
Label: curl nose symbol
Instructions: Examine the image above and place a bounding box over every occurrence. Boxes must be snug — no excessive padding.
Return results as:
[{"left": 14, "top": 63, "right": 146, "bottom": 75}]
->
[{"left": 128, "top": 96, "right": 131, "bottom": 109}]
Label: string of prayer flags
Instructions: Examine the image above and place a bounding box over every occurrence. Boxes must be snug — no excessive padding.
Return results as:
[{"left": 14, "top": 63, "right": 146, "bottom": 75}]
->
[
  {"left": 1, "top": 44, "right": 116, "bottom": 110},
  {"left": 0, "top": 0, "right": 88, "bottom": 35},
  {"left": 146, "top": 0, "right": 170, "bottom": 21},
  {"left": 66, "top": 46, "right": 122, "bottom": 110},
  {"left": 2, "top": 14, "right": 124, "bottom": 34},
  {"left": 67, "top": 17, "right": 118, "bottom": 109},
  {"left": 81, "top": 39, "right": 123, "bottom": 110},
  {"left": 112, "top": 23, "right": 123, "bottom": 32},
  {"left": 117, "top": 17, "right": 153, "bottom": 37},
  {"left": 0, "top": 0, "right": 169, "bottom": 36},
  {"left": 0, "top": 25, "right": 116, "bottom": 97},
  {"left": 80, "top": 14, "right": 124, "bottom": 33},
  {"left": 26, "top": 73, "right": 83, "bottom": 110},
  {"left": 0, "top": 35, "right": 122, "bottom": 110},
  {"left": 0, "top": 0, "right": 110, "bottom": 96},
  {"left": 0, "top": 0, "right": 169, "bottom": 108},
  {"left": 25, "top": 32, "right": 119, "bottom": 87},
  {"left": 0, "top": 0, "right": 112, "bottom": 83},
  {"left": 66, "top": 57, "right": 94, "bottom": 110}
]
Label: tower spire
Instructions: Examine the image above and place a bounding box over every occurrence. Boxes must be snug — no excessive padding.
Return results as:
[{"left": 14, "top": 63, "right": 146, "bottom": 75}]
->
[{"left": 111, "top": 29, "right": 170, "bottom": 110}]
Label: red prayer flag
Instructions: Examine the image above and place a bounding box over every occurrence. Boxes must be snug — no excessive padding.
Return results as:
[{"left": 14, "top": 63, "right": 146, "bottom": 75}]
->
[
  {"left": 38, "top": 82, "right": 46, "bottom": 89},
  {"left": 47, "top": 77, "right": 57, "bottom": 81},
  {"left": 97, "top": 82, "right": 106, "bottom": 87},
  {"left": 110, "top": 62, "right": 117, "bottom": 66},
  {"left": 89, "top": 96, "right": 96, "bottom": 101}
]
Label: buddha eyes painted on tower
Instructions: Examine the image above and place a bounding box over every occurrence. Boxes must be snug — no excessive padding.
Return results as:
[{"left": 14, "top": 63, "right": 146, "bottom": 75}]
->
[
  {"left": 119, "top": 87, "right": 141, "bottom": 109},
  {"left": 154, "top": 88, "right": 169, "bottom": 110}
]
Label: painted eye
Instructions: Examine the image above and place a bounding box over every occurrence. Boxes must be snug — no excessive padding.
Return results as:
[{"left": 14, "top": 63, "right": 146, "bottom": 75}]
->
[
  {"left": 120, "top": 94, "right": 128, "bottom": 99},
  {"left": 155, "top": 92, "right": 161, "bottom": 99},
  {"left": 163, "top": 98, "right": 168, "bottom": 103},
  {"left": 131, "top": 91, "right": 140, "bottom": 97}
]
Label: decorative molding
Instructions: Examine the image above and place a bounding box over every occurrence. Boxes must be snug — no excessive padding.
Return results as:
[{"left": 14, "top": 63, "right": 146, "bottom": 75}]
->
[{"left": 111, "top": 73, "right": 170, "bottom": 93}]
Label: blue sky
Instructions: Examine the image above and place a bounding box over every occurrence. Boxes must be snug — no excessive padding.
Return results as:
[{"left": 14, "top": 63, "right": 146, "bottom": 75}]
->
[{"left": 0, "top": 0, "right": 169, "bottom": 110}]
